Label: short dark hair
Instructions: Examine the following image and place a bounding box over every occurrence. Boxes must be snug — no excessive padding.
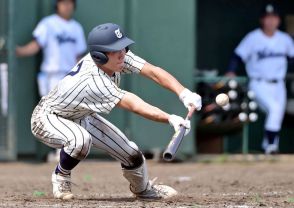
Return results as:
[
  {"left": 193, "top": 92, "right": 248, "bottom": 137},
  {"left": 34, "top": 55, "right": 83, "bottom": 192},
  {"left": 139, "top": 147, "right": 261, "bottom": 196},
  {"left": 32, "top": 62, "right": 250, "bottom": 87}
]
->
[{"left": 55, "top": 0, "right": 76, "bottom": 11}]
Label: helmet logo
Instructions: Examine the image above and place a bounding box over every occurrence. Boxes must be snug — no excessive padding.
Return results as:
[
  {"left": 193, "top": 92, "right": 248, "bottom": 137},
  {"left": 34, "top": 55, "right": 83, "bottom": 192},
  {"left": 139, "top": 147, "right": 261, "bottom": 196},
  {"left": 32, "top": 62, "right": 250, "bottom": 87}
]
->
[
  {"left": 115, "top": 28, "right": 123, "bottom": 39},
  {"left": 266, "top": 4, "right": 274, "bottom": 13}
]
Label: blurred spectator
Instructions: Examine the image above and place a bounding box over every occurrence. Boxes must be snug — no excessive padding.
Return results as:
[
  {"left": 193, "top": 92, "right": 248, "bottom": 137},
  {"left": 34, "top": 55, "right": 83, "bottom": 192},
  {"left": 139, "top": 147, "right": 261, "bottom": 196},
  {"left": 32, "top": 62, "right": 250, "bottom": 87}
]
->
[
  {"left": 226, "top": 4, "right": 294, "bottom": 154},
  {"left": 16, "top": 0, "right": 87, "bottom": 161}
]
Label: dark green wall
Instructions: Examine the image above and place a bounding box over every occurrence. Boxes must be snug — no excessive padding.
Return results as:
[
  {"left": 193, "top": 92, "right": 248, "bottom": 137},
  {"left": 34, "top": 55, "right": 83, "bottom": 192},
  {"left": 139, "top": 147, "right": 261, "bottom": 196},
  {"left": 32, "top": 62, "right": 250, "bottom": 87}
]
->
[
  {"left": 13, "top": 0, "right": 41, "bottom": 154},
  {"left": 126, "top": 0, "right": 196, "bottom": 154}
]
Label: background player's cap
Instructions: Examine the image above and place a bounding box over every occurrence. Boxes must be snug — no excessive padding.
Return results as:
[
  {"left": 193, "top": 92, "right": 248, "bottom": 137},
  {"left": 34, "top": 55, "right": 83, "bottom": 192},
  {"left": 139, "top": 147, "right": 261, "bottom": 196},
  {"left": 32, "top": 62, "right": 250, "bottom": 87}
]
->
[
  {"left": 87, "top": 23, "right": 134, "bottom": 52},
  {"left": 260, "top": 4, "right": 280, "bottom": 17}
]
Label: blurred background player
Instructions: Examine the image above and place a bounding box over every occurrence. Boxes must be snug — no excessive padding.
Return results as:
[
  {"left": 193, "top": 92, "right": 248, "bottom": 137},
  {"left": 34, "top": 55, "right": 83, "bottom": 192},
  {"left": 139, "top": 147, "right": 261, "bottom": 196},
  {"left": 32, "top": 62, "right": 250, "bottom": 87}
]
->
[
  {"left": 226, "top": 4, "right": 294, "bottom": 154},
  {"left": 16, "top": 0, "right": 87, "bottom": 161}
]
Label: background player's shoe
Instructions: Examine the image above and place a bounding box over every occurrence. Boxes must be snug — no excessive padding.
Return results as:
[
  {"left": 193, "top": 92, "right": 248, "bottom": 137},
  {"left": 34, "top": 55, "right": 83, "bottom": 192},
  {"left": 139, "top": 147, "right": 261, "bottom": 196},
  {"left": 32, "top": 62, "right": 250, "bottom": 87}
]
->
[
  {"left": 51, "top": 172, "right": 74, "bottom": 200},
  {"left": 263, "top": 137, "right": 279, "bottom": 154},
  {"left": 135, "top": 178, "right": 177, "bottom": 200},
  {"left": 262, "top": 137, "right": 268, "bottom": 151},
  {"left": 265, "top": 143, "right": 279, "bottom": 155}
]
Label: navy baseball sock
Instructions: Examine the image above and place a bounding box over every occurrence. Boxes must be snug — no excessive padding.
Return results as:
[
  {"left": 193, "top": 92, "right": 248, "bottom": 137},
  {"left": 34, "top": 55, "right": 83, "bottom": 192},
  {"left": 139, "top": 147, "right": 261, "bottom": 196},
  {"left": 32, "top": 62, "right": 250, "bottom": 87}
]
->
[
  {"left": 265, "top": 130, "right": 278, "bottom": 145},
  {"left": 55, "top": 149, "right": 80, "bottom": 175}
]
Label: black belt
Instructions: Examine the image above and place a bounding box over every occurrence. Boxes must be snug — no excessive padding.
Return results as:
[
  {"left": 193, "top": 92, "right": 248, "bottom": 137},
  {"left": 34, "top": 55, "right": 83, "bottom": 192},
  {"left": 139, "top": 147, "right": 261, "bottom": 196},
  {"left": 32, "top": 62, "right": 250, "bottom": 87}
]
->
[{"left": 251, "top": 78, "right": 283, "bottom": 83}]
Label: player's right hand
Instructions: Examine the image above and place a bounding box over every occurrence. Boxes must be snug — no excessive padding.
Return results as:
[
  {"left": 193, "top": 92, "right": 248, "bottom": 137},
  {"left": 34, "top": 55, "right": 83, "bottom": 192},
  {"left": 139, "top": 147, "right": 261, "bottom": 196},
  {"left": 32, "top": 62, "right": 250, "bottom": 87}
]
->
[{"left": 168, "top": 114, "right": 191, "bottom": 136}]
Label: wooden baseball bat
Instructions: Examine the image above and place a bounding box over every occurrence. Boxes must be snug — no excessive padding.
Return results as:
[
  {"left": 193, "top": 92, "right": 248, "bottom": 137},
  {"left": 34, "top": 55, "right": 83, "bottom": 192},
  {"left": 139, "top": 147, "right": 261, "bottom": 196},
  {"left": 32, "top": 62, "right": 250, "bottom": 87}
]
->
[{"left": 163, "top": 106, "right": 196, "bottom": 161}]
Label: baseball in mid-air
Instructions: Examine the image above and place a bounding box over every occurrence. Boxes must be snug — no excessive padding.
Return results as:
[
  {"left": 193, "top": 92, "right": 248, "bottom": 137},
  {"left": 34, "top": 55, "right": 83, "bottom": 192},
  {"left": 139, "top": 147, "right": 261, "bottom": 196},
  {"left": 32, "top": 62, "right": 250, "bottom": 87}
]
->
[{"left": 215, "top": 93, "right": 229, "bottom": 106}]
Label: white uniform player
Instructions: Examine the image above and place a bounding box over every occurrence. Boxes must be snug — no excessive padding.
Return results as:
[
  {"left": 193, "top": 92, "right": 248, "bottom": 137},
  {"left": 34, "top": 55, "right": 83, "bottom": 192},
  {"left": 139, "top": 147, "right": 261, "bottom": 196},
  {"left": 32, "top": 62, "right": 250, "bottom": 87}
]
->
[
  {"left": 16, "top": 0, "right": 86, "bottom": 162},
  {"left": 16, "top": 0, "right": 86, "bottom": 96},
  {"left": 227, "top": 4, "right": 294, "bottom": 154},
  {"left": 31, "top": 23, "right": 202, "bottom": 200},
  {"left": 33, "top": 13, "right": 86, "bottom": 96}
]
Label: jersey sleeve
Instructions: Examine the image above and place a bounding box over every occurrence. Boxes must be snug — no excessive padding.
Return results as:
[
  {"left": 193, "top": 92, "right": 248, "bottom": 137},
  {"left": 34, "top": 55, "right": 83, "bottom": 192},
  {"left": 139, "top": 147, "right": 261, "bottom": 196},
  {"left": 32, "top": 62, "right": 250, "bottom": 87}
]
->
[
  {"left": 75, "top": 23, "right": 87, "bottom": 57},
  {"left": 89, "top": 74, "right": 126, "bottom": 114},
  {"left": 285, "top": 35, "right": 294, "bottom": 58},
  {"left": 32, "top": 19, "right": 48, "bottom": 48},
  {"left": 122, "top": 51, "right": 146, "bottom": 74},
  {"left": 234, "top": 33, "right": 253, "bottom": 62}
]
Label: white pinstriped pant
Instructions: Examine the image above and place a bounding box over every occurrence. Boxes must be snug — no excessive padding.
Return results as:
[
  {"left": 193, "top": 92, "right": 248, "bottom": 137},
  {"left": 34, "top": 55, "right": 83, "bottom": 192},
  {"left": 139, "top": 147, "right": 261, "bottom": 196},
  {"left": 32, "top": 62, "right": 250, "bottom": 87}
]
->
[{"left": 31, "top": 104, "right": 141, "bottom": 166}]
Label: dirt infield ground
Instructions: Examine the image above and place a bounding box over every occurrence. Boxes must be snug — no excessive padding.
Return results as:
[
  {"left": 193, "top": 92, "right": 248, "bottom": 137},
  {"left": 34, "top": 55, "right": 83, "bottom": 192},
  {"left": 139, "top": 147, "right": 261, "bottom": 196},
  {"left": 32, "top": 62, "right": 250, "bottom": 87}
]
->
[{"left": 1, "top": 157, "right": 294, "bottom": 208}]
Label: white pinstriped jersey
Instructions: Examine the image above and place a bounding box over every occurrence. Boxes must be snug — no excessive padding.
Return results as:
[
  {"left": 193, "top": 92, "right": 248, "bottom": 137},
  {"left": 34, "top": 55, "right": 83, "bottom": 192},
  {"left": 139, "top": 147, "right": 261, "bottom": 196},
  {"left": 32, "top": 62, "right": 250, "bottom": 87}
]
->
[{"left": 40, "top": 51, "right": 146, "bottom": 120}]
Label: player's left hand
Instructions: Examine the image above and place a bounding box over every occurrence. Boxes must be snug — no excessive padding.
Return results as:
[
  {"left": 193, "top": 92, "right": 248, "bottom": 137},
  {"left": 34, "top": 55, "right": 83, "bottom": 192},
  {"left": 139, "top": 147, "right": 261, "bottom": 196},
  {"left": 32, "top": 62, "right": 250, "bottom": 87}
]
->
[{"left": 179, "top": 88, "right": 202, "bottom": 111}]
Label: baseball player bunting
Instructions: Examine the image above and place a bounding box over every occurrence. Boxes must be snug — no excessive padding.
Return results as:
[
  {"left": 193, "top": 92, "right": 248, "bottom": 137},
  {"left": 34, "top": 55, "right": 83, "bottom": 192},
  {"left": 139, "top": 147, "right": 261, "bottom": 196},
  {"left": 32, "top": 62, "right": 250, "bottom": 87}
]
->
[{"left": 31, "top": 23, "right": 202, "bottom": 200}]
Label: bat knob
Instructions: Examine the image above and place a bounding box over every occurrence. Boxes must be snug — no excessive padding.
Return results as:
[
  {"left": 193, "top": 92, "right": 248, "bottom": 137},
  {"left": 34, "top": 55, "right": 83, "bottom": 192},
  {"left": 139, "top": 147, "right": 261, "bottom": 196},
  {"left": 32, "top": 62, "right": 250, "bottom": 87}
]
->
[{"left": 163, "top": 151, "right": 173, "bottom": 161}]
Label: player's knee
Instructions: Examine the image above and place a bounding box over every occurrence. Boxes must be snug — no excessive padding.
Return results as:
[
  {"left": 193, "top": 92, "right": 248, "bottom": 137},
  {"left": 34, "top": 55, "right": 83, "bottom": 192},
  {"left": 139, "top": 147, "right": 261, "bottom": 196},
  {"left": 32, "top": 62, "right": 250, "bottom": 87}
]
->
[{"left": 123, "top": 141, "right": 144, "bottom": 169}]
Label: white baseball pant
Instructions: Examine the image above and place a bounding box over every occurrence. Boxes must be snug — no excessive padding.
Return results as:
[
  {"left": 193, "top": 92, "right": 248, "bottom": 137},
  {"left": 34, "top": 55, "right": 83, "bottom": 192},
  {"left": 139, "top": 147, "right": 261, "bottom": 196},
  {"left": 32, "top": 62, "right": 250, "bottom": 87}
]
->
[
  {"left": 249, "top": 79, "right": 286, "bottom": 132},
  {"left": 31, "top": 103, "right": 142, "bottom": 166}
]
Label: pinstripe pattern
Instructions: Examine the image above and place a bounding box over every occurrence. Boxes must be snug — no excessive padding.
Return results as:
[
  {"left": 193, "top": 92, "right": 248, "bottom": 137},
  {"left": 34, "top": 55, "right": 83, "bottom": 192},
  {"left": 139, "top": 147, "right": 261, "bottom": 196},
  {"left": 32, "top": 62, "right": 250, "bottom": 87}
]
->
[
  {"left": 85, "top": 114, "right": 141, "bottom": 167},
  {"left": 31, "top": 105, "right": 92, "bottom": 160},
  {"left": 31, "top": 51, "right": 146, "bottom": 164}
]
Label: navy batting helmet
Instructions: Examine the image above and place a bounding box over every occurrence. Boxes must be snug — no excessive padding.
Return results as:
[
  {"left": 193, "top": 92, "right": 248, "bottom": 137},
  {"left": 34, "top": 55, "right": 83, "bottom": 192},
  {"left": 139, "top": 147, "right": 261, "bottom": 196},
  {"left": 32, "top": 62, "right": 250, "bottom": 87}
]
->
[{"left": 87, "top": 23, "right": 134, "bottom": 65}]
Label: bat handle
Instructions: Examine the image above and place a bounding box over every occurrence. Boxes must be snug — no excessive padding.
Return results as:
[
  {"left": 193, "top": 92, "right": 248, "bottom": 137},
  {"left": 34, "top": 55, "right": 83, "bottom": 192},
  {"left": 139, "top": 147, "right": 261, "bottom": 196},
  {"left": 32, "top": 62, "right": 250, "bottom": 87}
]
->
[
  {"left": 163, "top": 107, "right": 196, "bottom": 161},
  {"left": 186, "top": 106, "right": 196, "bottom": 120}
]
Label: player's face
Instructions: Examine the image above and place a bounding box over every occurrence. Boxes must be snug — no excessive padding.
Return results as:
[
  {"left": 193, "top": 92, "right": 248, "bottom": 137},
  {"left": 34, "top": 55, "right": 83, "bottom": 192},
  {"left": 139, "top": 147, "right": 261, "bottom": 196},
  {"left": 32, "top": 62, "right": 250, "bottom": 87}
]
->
[
  {"left": 57, "top": 0, "right": 75, "bottom": 20},
  {"left": 261, "top": 14, "right": 280, "bottom": 32},
  {"left": 105, "top": 49, "right": 126, "bottom": 71}
]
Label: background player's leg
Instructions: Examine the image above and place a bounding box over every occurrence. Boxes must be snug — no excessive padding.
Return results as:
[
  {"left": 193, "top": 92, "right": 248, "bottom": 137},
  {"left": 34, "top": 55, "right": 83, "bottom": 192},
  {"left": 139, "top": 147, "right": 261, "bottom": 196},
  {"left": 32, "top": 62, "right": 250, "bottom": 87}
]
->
[
  {"left": 263, "top": 82, "right": 286, "bottom": 132},
  {"left": 249, "top": 80, "right": 286, "bottom": 152},
  {"left": 37, "top": 72, "right": 50, "bottom": 97}
]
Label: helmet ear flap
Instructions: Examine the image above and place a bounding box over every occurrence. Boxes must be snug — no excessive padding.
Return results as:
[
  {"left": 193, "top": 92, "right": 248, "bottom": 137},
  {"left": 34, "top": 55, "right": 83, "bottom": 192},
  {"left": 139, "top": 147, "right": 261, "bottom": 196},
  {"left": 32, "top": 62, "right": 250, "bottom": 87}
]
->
[{"left": 90, "top": 51, "right": 108, "bottom": 65}]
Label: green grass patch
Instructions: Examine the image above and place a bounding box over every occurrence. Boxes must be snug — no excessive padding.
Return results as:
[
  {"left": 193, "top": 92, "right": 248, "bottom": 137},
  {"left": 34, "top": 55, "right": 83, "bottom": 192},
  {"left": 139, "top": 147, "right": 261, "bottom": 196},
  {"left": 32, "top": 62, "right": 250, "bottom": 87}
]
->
[
  {"left": 287, "top": 198, "right": 294, "bottom": 203},
  {"left": 83, "top": 174, "right": 92, "bottom": 182},
  {"left": 33, "top": 190, "right": 45, "bottom": 197}
]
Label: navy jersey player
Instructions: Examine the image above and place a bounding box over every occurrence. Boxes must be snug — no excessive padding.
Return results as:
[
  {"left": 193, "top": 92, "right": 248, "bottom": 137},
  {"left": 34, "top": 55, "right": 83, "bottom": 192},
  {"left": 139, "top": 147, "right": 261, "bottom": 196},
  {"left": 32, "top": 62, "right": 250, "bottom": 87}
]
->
[
  {"left": 227, "top": 4, "right": 294, "bottom": 154},
  {"left": 31, "top": 23, "right": 202, "bottom": 200}
]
